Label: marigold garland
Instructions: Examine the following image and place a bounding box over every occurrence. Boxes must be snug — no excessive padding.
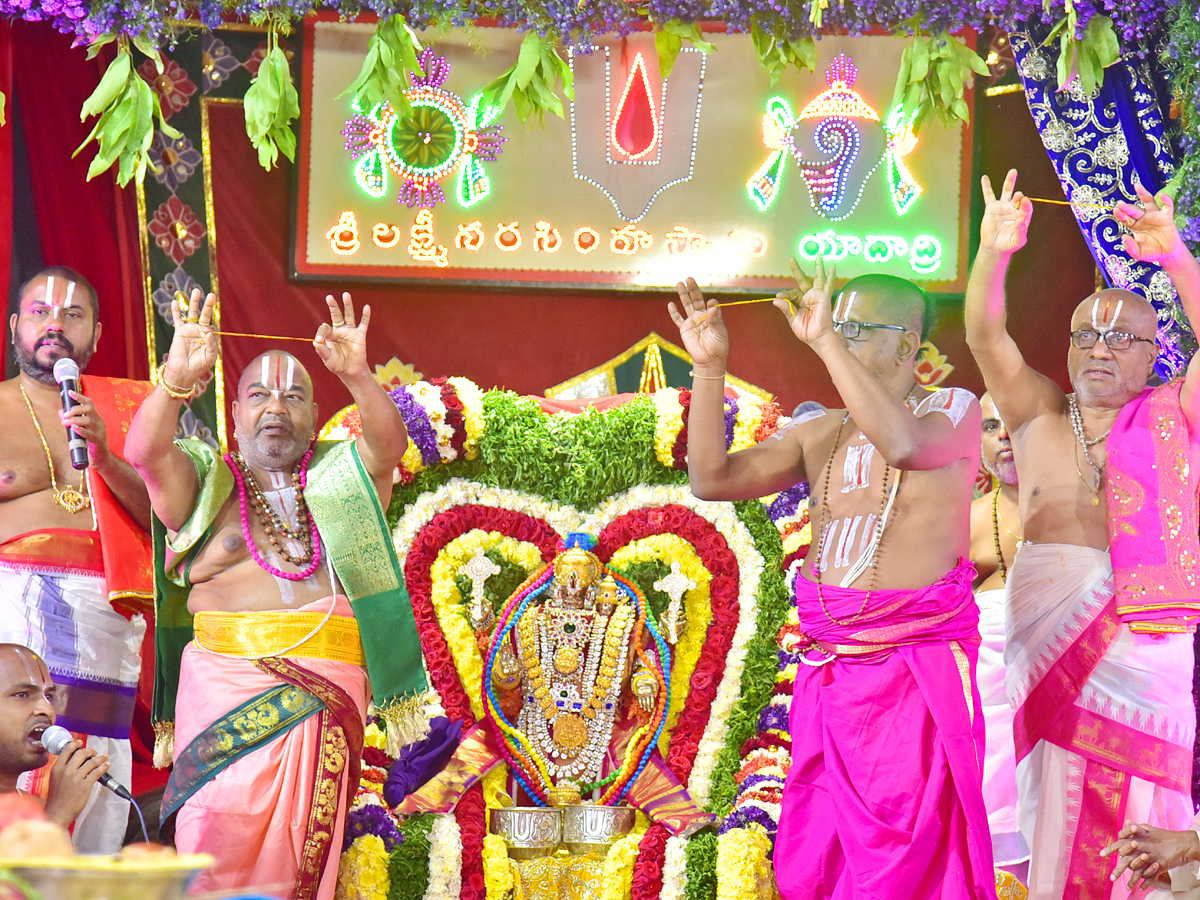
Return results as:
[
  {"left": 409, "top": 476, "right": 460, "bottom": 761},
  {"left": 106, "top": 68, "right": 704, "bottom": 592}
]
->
[
  {"left": 715, "top": 826, "right": 775, "bottom": 900},
  {"left": 338, "top": 834, "right": 391, "bottom": 900},
  {"left": 482, "top": 833, "right": 514, "bottom": 900}
]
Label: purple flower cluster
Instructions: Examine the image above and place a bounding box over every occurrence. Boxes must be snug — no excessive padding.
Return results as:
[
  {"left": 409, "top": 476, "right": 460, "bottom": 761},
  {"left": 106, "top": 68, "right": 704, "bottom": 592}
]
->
[
  {"left": 342, "top": 802, "right": 403, "bottom": 853},
  {"left": 4, "top": 0, "right": 1180, "bottom": 50},
  {"left": 1163, "top": 2, "right": 1200, "bottom": 252},
  {"left": 390, "top": 386, "right": 442, "bottom": 466},
  {"left": 766, "top": 480, "right": 810, "bottom": 521},
  {"left": 722, "top": 395, "right": 737, "bottom": 449}
]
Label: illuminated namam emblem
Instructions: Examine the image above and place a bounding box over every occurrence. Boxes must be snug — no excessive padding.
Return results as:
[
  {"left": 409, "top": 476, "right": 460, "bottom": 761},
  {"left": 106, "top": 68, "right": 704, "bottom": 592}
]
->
[
  {"left": 747, "top": 54, "right": 922, "bottom": 221},
  {"left": 342, "top": 47, "right": 507, "bottom": 209},
  {"left": 610, "top": 53, "right": 660, "bottom": 161}
]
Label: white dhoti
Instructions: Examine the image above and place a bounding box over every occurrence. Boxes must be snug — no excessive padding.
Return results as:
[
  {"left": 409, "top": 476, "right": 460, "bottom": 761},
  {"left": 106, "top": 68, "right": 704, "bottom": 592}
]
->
[
  {"left": 1006, "top": 543, "right": 1195, "bottom": 900},
  {"left": 0, "top": 552, "right": 144, "bottom": 853},
  {"left": 976, "top": 587, "right": 1030, "bottom": 867}
]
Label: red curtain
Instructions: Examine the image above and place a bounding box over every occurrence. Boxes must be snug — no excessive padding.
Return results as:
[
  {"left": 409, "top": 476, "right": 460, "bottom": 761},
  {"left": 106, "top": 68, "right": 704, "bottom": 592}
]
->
[
  {"left": 0, "top": 23, "right": 12, "bottom": 374},
  {"left": 12, "top": 23, "right": 147, "bottom": 381}
]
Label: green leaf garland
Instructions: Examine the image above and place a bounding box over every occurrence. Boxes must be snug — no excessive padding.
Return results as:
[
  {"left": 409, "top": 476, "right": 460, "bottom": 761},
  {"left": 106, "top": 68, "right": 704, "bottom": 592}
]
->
[
  {"left": 1045, "top": 12, "right": 1122, "bottom": 96},
  {"left": 74, "top": 37, "right": 180, "bottom": 186},
  {"left": 891, "top": 30, "right": 989, "bottom": 134},
  {"left": 243, "top": 27, "right": 301, "bottom": 170},
  {"left": 341, "top": 17, "right": 424, "bottom": 120},
  {"left": 653, "top": 18, "right": 716, "bottom": 81},
  {"left": 387, "top": 813, "right": 436, "bottom": 900},
  {"left": 479, "top": 31, "right": 574, "bottom": 124},
  {"left": 750, "top": 17, "right": 817, "bottom": 86}
]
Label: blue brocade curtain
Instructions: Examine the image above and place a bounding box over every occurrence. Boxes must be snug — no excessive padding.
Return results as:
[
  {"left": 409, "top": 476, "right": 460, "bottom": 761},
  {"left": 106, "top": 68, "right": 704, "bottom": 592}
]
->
[{"left": 1010, "top": 30, "right": 1196, "bottom": 379}]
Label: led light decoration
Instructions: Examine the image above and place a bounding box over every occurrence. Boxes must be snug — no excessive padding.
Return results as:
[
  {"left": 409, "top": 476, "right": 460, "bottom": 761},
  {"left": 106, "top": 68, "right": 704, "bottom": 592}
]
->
[
  {"left": 610, "top": 225, "right": 653, "bottom": 255},
  {"left": 747, "top": 97, "right": 797, "bottom": 212},
  {"left": 610, "top": 52, "right": 660, "bottom": 161},
  {"left": 797, "top": 229, "right": 943, "bottom": 275},
  {"left": 665, "top": 226, "right": 712, "bottom": 261},
  {"left": 574, "top": 226, "right": 600, "bottom": 254},
  {"left": 883, "top": 106, "right": 922, "bottom": 215},
  {"left": 495, "top": 221, "right": 522, "bottom": 252},
  {"left": 342, "top": 49, "right": 507, "bottom": 209},
  {"left": 409, "top": 208, "right": 449, "bottom": 266},
  {"left": 729, "top": 229, "right": 768, "bottom": 258},
  {"left": 747, "top": 54, "right": 897, "bottom": 222},
  {"left": 456, "top": 221, "right": 485, "bottom": 250},
  {"left": 569, "top": 45, "right": 707, "bottom": 223},
  {"left": 326, "top": 210, "right": 360, "bottom": 255},
  {"left": 372, "top": 222, "right": 403, "bottom": 248},
  {"left": 534, "top": 221, "right": 562, "bottom": 253}
]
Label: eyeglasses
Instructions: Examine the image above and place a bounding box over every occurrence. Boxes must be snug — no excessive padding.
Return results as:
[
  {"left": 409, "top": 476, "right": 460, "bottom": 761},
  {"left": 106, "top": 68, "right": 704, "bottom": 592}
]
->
[
  {"left": 833, "top": 319, "right": 908, "bottom": 341},
  {"left": 1069, "top": 329, "right": 1156, "bottom": 351}
]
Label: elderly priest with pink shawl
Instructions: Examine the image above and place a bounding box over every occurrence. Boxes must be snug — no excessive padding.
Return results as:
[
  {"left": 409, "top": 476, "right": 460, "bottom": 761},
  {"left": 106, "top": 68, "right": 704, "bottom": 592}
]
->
[
  {"left": 965, "top": 170, "right": 1200, "bottom": 900},
  {"left": 669, "top": 260, "right": 993, "bottom": 899},
  {"left": 126, "top": 290, "right": 429, "bottom": 900}
]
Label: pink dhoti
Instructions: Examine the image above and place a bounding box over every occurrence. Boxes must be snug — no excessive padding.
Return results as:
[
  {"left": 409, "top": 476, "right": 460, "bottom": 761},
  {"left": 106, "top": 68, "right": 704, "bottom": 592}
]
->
[
  {"left": 774, "top": 560, "right": 994, "bottom": 900},
  {"left": 166, "top": 596, "right": 369, "bottom": 900},
  {"left": 1007, "top": 544, "right": 1195, "bottom": 900}
]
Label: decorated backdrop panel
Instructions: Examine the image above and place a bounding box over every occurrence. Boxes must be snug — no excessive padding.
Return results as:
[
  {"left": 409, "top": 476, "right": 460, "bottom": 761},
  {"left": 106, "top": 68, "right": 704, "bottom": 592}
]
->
[{"left": 298, "top": 23, "right": 972, "bottom": 291}]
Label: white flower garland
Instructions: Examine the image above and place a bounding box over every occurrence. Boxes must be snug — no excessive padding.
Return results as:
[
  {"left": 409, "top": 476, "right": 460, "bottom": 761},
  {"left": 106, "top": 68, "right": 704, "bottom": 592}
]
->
[
  {"left": 421, "top": 813, "right": 462, "bottom": 900},
  {"left": 660, "top": 835, "right": 690, "bottom": 900},
  {"left": 392, "top": 478, "right": 584, "bottom": 568}
]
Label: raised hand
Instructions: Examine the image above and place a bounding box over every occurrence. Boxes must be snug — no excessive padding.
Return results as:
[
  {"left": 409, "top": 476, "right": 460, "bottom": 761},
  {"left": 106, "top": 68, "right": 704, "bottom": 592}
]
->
[
  {"left": 668, "top": 278, "right": 729, "bottom": 372},
  {"left": 1116, "top": 183, "right": 1188, "bottom": 264},
  {"left": 165, "top": 288, "right": 218, "bottom": 388},
  {"left": 775, "top": 256, "right": 836, "bottom": 347},
  {"left": 980, "top": 169, "right": 1032, "bottom": 255},
  {"left": 314, "top": 292, "right": 371, "bottom": 380}
]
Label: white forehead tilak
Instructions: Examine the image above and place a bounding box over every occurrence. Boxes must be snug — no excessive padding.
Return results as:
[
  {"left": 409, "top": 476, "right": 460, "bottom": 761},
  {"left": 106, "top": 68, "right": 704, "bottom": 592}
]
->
[
  {"left": 835, "top": 290, "right": 858, "bottom": 321},
  {"left": 1090, "top": 296, "right": 1124, "bottom": 334}
]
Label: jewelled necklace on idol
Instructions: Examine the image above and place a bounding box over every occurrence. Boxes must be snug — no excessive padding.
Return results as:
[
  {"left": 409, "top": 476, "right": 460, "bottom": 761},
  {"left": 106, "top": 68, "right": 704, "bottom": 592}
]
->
[
  {"left": 225, "top": 447, "right": 322, "bottom": 580},
  {"left": 811, "top": 384, "right": 916, "bottom": 625},
  {"left": 1068, "top": 394, "right": 1111, "bottom": 507},
  {"left": 20, "top": 383, "right": 89, "bottom": 514}
]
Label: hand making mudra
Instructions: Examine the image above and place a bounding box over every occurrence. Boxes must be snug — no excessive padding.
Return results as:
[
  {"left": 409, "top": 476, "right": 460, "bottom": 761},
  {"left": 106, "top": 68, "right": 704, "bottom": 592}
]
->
[{"left": 161, "top": 288, "right": 375, "bottom": 395}]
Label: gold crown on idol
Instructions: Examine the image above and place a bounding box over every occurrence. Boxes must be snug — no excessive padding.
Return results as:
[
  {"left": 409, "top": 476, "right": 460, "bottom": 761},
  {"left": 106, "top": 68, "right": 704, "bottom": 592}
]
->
[{"left": 553, "top": 542, "right": 604, "bottom": 589}]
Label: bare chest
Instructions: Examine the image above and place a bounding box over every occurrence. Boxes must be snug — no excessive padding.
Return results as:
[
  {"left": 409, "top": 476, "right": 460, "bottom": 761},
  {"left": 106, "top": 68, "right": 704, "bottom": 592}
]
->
[{"left": 0, "top": 416, "right": 81, "bottom": 503}]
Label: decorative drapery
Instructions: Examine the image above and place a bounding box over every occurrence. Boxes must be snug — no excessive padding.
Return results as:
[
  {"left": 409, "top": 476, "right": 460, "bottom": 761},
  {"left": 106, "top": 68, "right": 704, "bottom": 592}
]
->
[{"left": 1009, "top": 30, "right": 1195, "bottom": 379}]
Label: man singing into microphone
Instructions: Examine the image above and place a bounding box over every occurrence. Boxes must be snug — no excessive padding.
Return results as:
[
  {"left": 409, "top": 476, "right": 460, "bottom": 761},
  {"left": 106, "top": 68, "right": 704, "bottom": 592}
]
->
[
  {"left": 0, "top": 643, "right": 111, "bottom": 834},
  {"left": 0, "top": 267, "right": 152, "bottom": 852}
]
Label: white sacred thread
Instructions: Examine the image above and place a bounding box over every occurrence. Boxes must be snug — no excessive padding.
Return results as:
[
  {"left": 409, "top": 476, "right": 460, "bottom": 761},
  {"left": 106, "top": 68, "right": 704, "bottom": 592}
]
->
[
  {"left": 916, "top": 388, "right": 973, "bottom": 428},
  {"left": 1090, "top": 296, "right": 1124, "bottom": 333},
  {"left": 841, "top": 442, "right": 875, "bottom": 492}
]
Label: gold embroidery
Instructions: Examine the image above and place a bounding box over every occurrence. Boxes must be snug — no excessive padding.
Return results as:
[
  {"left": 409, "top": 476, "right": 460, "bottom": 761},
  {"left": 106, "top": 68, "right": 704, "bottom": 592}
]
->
[
  {"left": 949, "top": 641, "right": 974, "bottom": 728},
  {"left": 193, "top": 610, "right": 366, "bottom": 666}
]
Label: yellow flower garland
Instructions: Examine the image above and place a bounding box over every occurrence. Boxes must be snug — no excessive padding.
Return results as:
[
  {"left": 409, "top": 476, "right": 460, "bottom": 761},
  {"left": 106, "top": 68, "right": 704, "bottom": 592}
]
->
[
  {"left": 449, "top": 376, "right": 485, "bottom": 460},
  {"left": 608, "top": 534, "right": 712, "bottom": 749},
  {"left": 652, "top": 389, "right": 684, "bottom": 468},
  {"left": 716, "top": 826, "right": 775, "bottom": 900},
  {"left": 336, "top": 834, "right": 390, "bottom": 900},
  {"left": 430, "top": 531, "right": 545, "bottom": 719},
  {"left": 363, "top": 721, "right": 387, "bottom": 751},
  {"left": 600, "top": 815, "right": 649, "bottom": 900},
  {"left": 483, "top": 833, "right": 514, "bottom": 900},
  {"left": 730, "top": 396, "right": 763, "bottom": 452}
]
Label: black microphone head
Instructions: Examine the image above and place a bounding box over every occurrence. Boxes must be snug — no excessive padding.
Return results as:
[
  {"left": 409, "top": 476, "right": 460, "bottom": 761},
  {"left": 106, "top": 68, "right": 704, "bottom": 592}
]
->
[
  {"left": 41, "top": 724, "right": 73, "bottom": 755},
  {"left": 53, "top": 358, "right": 80, "bottom": 385}
]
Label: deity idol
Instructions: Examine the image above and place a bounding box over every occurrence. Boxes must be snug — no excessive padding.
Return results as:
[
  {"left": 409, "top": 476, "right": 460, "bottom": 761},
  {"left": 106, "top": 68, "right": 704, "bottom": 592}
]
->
[{"left": 393, "top": 535, "right": 713, "bottom": 848}]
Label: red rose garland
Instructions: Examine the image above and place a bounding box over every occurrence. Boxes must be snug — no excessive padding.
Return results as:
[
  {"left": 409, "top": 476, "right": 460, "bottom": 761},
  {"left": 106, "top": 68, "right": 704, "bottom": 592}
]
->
[
  {"left": 430, "top": 377, "right": 468, "bottom": 458},
  {"left": 596, "top": 504, "right": 741, "bottom": 785},
  {"left": 456, "top": 783, "right": 487, "bottom": 900},
  {"left": 630, "top": 824, "right": 669, "bottom": 900}
]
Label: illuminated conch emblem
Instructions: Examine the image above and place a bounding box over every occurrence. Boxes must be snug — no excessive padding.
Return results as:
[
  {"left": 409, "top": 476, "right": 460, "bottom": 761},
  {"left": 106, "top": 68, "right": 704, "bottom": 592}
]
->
[
  {"left": 747, "top": 54, "right": 922, "bottom": 221},
  {"left": 342, "top": 48, "right": 507, "bottom": 209}
]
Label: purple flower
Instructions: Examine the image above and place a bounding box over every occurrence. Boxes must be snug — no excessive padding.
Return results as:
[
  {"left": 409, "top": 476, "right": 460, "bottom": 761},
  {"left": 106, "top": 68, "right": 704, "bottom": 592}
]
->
[
  {"left": 390, "top": 386, "right": 442, "bottom": 466},
  {"left": 723, "top": 395, "right": 737, "bottom": 449},
  {"left": 343, "top": 802, "right": 403, "bottom": 852},
  {"left": 767, "top": 481, "right": 810, "bottom": 520}
]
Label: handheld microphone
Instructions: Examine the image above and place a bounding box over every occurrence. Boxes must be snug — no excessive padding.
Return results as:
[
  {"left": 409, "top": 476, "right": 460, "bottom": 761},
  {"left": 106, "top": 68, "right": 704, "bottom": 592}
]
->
[
  {"left": 52, "top": 358, "right": 88, "bottom": 471},
  {"left": 41, "top": 724, "right": 134, "bottom": 802}
]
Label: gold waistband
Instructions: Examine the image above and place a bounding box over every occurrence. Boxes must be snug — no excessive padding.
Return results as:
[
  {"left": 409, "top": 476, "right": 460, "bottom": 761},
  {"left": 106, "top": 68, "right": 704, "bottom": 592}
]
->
[{"left": 193, "top": 609, "right": 366, "bottom": 666}]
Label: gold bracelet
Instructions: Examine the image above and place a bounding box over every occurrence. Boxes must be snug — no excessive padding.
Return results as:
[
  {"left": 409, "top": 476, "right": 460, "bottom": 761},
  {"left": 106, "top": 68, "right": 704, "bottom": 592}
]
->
[
  {"left": 156, "top": 364, "right": 198, "bottom": 401},
  {"left": 689, "top": 370, "right": 726, "bottom": 380}
]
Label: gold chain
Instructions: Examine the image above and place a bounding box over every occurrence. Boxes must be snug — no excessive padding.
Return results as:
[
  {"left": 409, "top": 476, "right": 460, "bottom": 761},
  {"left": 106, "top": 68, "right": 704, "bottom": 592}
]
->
[{"left": 20, "top": 384, "right": 90, "bottom": 514}]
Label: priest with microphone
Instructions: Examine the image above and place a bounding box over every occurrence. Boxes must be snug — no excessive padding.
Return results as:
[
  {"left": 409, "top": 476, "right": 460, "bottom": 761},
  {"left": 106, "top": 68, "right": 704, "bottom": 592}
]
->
[{"left": 0, "top": 267, "right": 153, "bottom": 852}]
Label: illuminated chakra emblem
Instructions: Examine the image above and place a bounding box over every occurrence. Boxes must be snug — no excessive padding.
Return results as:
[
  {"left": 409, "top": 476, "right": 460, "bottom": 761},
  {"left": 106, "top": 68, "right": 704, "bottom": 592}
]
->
[
  {"left": 747, "top": 53, "right": 922, "bottom": 220},
  {"left": 342, "top": 48, "right": 507, "bottom": 209}
]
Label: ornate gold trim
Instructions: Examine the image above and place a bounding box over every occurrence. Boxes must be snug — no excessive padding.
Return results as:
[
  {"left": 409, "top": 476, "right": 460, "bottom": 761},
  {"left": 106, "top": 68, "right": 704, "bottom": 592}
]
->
[
  {"left": 201, "top": 96, "right": 238, "bottom": 452},
  {"left": 544, "top": 331, "right": 772, "bottom": 401},
  {"left": 136, "top": 181, "right": 156, "bottom": 381}
]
